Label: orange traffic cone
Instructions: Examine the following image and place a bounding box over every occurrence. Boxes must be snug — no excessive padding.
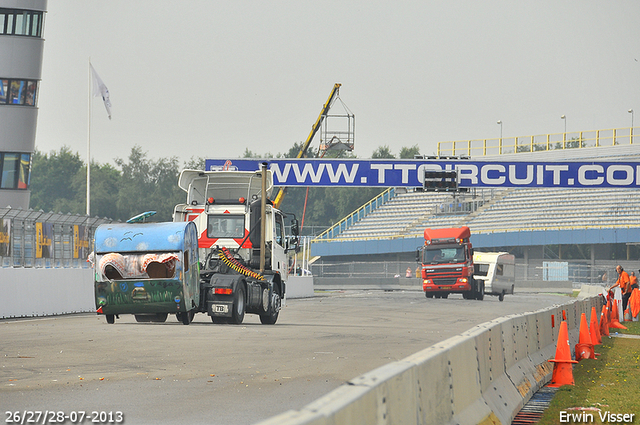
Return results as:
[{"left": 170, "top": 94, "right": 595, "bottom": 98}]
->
[
  {"left": 609, "top": 299, "right": 628, "bottom": 330},
  {"left": 600, "top": 305, "right": 610, "bottom": 337},
  {"left": 575, "top": 313, "right": 595, "bottom": 361},
  {"left": 631, "top": 288, "right": 640, "bottom": 320},
  {"left": 548, "top": 321, "right": 578, "bottom": 387},
  {"left": 589, "top": 306, "right": 602, "bottom": 345}
]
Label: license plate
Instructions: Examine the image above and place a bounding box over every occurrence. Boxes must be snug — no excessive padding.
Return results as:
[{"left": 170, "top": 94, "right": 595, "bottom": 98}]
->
[
  {"left": 440, "top": 286, "right": 452, "bottom": 290},
  {"left": 213, "top": 304, "right": 228, "bottom": 313}
]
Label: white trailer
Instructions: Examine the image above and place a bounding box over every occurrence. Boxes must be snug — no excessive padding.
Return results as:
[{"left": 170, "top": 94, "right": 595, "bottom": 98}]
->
[{"left": 473, "top": 252, "right": 516, "bottom": 301}]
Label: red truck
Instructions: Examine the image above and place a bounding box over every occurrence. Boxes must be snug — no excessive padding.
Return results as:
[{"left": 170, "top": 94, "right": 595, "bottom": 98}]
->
[{"left": 418, "top": 226, "right": 484, "bottom": 300}]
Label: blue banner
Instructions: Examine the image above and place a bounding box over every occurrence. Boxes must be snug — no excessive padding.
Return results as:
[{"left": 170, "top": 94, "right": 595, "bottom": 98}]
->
[{"left": 204, "top": 158, "right": 640, "bottom": 189}]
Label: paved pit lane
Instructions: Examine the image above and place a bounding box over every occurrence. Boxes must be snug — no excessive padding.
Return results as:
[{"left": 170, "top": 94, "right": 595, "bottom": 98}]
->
[{"left": 1, "top": 290, "right": 569, "bottom": 424}]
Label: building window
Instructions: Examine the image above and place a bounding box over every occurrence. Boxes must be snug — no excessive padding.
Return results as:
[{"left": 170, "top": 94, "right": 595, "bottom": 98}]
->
[
  {"left": 0, "top": 9, "right": 43, "bottom": 37},
  {"left": 9, "top": 80, "right": 25, "bottom": 104},
  {"left": 0, "top": 79, "right": 7, "bottom": 103},
  {"left": 0, "top": 78, "right": 37, "bottom": 106},
  {"left": 0, "top": 152, "right": 31, "bottom": 190},
  {"left": 19, "top": 153, "right": 30, "bottom": 189},
  {"left": 25, "top": 81, "right": 36, "bottom": 105}
]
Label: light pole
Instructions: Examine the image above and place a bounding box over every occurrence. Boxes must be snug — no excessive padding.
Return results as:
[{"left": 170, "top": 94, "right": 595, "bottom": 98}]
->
[
  {"left": 497, "top": 120, "right": 503, "bottom": 154},
  {"left": 561, "top": 115, "right": 566, "bottom": 147},
  {"left": 629, "top": 109, "right": 634, "bottom": 143}
]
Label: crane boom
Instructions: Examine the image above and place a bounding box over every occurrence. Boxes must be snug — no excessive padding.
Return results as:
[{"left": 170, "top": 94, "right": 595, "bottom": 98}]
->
[{"left": 273, "top": 83, "right": 342, "bottom": 208}]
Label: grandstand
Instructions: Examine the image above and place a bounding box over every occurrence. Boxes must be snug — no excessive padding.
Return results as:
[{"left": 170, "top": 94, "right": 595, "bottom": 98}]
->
[
  {"left": 317, "top": 143, "right": 640, "bottom": 242},
  {"left": 332, "top": 186, "right": 640, "bottom": 240},
  {"left": 310, "top": 143, "right": 640, "bottom": 283}
]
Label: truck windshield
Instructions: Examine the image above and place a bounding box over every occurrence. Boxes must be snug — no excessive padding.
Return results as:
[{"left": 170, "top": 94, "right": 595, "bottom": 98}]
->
[
  {"left": 207, "top": 215, "right": 245, "bottom": 238},
  {"left": 424, "top": 246, "right": 465, "bottom": 264}
]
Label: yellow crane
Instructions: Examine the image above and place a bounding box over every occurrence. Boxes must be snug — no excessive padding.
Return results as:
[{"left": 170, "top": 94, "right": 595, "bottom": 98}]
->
[{"left": 273, "top": 83, "right": 342, "bottom": 209}]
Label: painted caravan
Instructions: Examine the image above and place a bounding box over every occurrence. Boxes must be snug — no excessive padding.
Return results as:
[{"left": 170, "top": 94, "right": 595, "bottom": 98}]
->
[
  {"left": 473, "top": 252, "right": 516, "bottom": 301},
  {"left": 92, "top": 221, "right": 200, "bottom": 325}
]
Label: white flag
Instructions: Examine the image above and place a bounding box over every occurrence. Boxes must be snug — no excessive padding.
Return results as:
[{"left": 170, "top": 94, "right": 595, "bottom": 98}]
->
[{"left": 90, "top": 63, "right": 112, "bottom": 119}]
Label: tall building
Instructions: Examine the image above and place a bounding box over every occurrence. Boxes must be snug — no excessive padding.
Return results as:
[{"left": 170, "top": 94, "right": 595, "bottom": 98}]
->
[{"left": 0, "top": 0, "right": 46, "bottom": 209}]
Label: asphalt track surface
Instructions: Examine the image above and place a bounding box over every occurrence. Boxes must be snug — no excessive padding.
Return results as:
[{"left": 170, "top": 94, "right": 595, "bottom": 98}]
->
[{"left": 1, "top": 290, "right": 569, "bottom": 425}]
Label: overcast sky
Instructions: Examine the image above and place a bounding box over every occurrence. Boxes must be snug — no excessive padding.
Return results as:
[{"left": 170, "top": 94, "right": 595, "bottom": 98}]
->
[{"left": 34, "top": 1, "right": 640, "bottom": 166}]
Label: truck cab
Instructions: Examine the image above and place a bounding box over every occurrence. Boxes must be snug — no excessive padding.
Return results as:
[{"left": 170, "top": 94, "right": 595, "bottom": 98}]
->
[
  {"left": 173, "top": 167, "right": 296, "bottom": 324},
  {"left": 419, "top": 226, "right": 483, "bottom": 300},
  {"left": 174, "top": 169, "right": 288, "bottom": 276}
]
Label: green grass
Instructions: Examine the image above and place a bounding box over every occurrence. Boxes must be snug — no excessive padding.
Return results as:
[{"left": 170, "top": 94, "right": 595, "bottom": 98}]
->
[{"left": 538, "top": 321, "right": 640, "bottom": 424}]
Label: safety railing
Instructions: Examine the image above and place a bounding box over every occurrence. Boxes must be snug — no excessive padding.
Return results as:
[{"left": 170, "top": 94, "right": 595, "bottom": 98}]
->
[
  {"left": 0, "top": 207, "right": 114, "bottom": 268},
  {"left": 309, "top": 259, "right": 618, "bottom": 285},
  {"left": 438, "top": 127, "right": 638, "bottom": 157},
  {"left": 312, "top": 187, "right": 396, "bottom": 242},
  {"left": 312, "top": 221, "right": 640, "bottom": 244}
]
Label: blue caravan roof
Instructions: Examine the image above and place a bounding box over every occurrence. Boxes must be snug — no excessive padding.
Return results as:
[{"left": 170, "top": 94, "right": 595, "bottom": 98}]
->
[{"left": 94, "top": 221, "right": 196, "bottom": 253}]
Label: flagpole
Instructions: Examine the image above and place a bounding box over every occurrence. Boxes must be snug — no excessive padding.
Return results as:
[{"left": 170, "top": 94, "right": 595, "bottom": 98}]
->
[{"left": 87, "top": 58, "right": 91, "bottom": 216}]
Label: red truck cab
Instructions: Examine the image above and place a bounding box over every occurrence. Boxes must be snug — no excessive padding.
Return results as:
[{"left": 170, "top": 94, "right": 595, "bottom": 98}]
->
[{"left": 420, "top": 226, "right": 483, "bottom": 300}]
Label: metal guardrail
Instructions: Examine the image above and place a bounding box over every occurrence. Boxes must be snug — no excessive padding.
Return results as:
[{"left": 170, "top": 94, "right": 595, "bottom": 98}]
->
[
  {"left": 313, "top": 187, "right": 395, "bottom": 242},
  {"left": 438, "top": 126, "right": 638, "bottom": 157},
  {"left": 0, "top": 207, "right": 114, "bottom": 268},
  {"left": 310, "top": 259, "right": 618, "bottom": 285}
]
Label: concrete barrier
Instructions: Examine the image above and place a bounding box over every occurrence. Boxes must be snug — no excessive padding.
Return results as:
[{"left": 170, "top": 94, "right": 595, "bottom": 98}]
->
[
  {"left": 314, "top": 277, "right": 422, "bottom": 291},
  {"left": 0, "top": 269, "right": 316, "bottom": 318},
  {"left": 577, "top": 287, "right": 605, "bottom": 307},
  {"left": 0, "top": 268, "right": 95, "bottom": 318},
  {"left": 514, "top": 280, "right": 573, "bottom": 294},
  {"left": 286, "top": 276, "right": 315, "bottom": 299},
  {"left": 257, "top": 296, "right": 603, "bottom": 425},
  {"left": 314, "top": 277, "right": 574, "bottom": 294}
]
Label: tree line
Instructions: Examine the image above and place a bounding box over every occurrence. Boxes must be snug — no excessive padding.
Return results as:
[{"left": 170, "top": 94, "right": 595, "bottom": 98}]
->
[{"left": 29, "top": 143, "right": 423, "bottom": 234}]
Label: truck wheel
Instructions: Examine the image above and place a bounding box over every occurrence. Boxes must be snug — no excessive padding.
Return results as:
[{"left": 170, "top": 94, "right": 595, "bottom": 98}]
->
[
  {"left": 151, "top": 313, "right": 168, "bottom": 322},
  {"left": 137, "top": 314, "right": 168, "bottom": 322},
  {"left": 425, "top": 292, "right": 433, "bottom": 298},
  {"left": 135, "top": 315, "right": 149, "bottom": 322},
  {"left": 177, "top": 311, "right": 194, "bottom": 325},
  {"left": 230, "top": 284, "right": 245, "bottom": 325},
  {"left": 106, "top": 314, "right": 115, "bottom": 324},
  {"left": 475, "top": 282, "right": 485, "bottom": 301},
  {"left": 499, "top": 291, "right": 505, "bottom": 302},
  {"left": 260, "top": 291, "right": 280, "bottom": 325},
  {"left": 441, "top": 293, "right": 448, "bottom": 299}
]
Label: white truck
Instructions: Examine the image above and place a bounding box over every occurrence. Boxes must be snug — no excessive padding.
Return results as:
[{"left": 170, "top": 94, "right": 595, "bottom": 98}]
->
[
  {"left": 173, "top": 163, "right": 298, "bottom": 324},
  {"left": 472, "top": 252, "right": 516, "bottom": 301}
]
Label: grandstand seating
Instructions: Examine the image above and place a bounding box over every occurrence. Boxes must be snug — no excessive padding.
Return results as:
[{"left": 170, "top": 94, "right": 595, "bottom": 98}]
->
[{"left": 331, "top": 186, "right": 640, "bottom": 241}]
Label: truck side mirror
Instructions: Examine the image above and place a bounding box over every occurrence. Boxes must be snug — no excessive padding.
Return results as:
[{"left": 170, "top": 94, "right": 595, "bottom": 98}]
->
[
  {"left": 415, "top": 247, "right": 421, "bottom": 263},
  {"left": 285, "top": 236, "right": 299, "bottom": 253},
  {"left": 290, "top": 218, "right": 300, "bottom": 236}
]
